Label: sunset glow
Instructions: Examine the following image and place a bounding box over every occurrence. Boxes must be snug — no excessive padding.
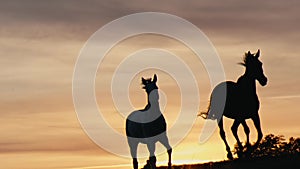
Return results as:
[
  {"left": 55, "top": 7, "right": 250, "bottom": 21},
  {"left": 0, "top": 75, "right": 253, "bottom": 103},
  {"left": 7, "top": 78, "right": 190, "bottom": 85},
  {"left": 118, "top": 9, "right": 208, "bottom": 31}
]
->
[{"left": 1, "top": 1, "right": 300, "bottom": 169}]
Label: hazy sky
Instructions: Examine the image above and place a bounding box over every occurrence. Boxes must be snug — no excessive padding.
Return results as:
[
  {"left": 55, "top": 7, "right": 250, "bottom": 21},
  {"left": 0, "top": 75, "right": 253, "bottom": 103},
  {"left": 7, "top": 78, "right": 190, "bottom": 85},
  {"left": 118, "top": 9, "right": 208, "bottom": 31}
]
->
[{"left": 1, "top": 0, "right": 300, "bottom": 168}]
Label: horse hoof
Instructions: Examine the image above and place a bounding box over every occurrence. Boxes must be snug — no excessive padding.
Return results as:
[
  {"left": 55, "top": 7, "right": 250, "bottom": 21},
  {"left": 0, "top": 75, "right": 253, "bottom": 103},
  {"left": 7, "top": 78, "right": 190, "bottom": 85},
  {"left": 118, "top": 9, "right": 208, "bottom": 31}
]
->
[
  {"left": 244, "top": 146, "right": 253, "bottom": 158},
  {"left": 237, "top": 152, "right": 243, "bottom": 158},
  {"left": 227, "top": 153, "right": 234, "bottom": 160},
  {"left": 143, "top": 159, "right": 156, "bottom": 169},
  {"left": 142, "top": 162, "right": 150, "bottom": 169}
]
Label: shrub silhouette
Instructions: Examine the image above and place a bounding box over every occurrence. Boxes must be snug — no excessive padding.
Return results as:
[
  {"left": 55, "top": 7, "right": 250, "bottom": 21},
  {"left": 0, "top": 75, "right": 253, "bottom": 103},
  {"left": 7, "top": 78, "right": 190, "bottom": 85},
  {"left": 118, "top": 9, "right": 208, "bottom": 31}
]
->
[{"left": 233, "top": 134, "right": 300, "bottom": 159}]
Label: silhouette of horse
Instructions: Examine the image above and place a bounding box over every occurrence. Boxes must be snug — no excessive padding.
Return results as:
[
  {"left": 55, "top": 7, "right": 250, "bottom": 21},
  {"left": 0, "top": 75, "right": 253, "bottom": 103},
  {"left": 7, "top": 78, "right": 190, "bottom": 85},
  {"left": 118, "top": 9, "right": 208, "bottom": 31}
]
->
[
  {"left": 126, "top": 74, "right": 172, "bottom": 169},
  {"left": 199, "top": 49, "right": 268, "bottom": 159}
]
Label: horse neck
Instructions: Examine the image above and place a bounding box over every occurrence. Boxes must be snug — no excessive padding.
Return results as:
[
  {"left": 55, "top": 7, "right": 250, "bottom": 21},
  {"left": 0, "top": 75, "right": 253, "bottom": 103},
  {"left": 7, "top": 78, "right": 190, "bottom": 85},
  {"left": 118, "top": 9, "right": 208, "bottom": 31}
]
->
[
  {"left": 146, "top": 89, "right": 160, "bottom": 110},
  {"left": 238, "top": 71, "right": 257, "bottom": 93}
]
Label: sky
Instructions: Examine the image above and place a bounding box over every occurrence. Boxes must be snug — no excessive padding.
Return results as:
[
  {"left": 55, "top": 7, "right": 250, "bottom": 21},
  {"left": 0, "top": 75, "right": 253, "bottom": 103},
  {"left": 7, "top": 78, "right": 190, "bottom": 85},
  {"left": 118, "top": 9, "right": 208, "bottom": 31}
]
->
[{"left": 1, "top": 0, "right": 300, "bottom": 168}]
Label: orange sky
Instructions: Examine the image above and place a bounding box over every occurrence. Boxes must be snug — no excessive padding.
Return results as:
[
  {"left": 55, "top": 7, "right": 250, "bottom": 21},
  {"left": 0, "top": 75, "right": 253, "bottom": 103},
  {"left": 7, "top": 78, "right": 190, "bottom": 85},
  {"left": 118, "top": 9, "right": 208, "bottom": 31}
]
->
[{"left": 1, "top": 0, "right": 300, "bottom": 168}]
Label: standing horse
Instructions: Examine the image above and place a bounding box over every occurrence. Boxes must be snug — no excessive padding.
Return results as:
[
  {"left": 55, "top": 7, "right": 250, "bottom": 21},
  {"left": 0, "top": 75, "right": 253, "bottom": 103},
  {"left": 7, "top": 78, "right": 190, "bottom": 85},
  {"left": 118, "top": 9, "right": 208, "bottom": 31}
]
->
[
  {"left": 126, "top": 74, "right": 172, "bottom": 169},
  {"left": 199, "top": 49, "right": 268, "bottom": 159}
]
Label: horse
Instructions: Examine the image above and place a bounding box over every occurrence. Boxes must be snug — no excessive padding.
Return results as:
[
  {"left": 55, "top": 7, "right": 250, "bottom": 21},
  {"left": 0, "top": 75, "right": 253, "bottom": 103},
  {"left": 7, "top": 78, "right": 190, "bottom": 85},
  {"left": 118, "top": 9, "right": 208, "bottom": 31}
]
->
[
  {"left": 126, "top": 74, "right": 172, "bottom": 169},
  {"left": 199, "top": 49, "right": 268, "bottom": 159}
]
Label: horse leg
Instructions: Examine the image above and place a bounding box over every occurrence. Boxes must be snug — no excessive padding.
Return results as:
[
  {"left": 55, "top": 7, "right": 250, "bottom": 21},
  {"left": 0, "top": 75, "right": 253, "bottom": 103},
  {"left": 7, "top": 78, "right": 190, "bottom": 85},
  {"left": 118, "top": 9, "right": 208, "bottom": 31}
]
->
[
  {"left": 167, "top": 149, "right": 172, "bottom": 169},
  {"left": 251, "top": 114, "right": 263, "bottom": 148},
  {"left": 231, "top": 120, "right": 243, "bottom": 150},
  {"left": 232, "top": 120, "right": 247, "bottom": 158},
  {"left": 241, "top": 120, "right": 250, "bottom": 148},
  {"left": 241, "top": 120, "right": 252, "bottom": 158},
  {"left": 146, "top": 142, "right": 156, "bottom": 169},
  {"left": 159, "top": 133, "right": 172, "bottom": 169},
  {"left": 128, "top": 138, "right": 138, "bottom": 169},
  {"left": 218, "top": 118, "right": 233, "bottom": 160}
]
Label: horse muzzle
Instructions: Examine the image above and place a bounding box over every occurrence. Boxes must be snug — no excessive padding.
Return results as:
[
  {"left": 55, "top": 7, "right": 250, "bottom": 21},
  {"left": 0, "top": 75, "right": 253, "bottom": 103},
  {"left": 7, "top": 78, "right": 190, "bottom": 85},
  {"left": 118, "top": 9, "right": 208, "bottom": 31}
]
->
[{"left": 259, "top": 76, "right": 268, "bottom": 86}]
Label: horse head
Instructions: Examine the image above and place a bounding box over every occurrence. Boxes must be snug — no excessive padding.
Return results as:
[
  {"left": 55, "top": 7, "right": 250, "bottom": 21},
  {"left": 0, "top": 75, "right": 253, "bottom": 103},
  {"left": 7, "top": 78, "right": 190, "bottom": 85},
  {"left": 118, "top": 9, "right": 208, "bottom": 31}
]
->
[
  {"left": 142, "top": 74, "right": 158, "bottom": 94},
  {"left": 240, "top": 49, "right": 268, "bottom": 86}
]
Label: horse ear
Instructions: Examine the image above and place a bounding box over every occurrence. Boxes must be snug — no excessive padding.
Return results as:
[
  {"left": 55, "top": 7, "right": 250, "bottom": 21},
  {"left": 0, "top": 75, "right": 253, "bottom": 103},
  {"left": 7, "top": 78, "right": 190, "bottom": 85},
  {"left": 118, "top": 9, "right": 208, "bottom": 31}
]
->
[
  {"left": 255, "top": 49, "right": 260, "bottom": 58},
  {"left": 153, "top": 74, "right": 157, "bottom": 83},
  {"left": 142, "top": 77, "right": 146, "bottom": 84},
  {"left": 247, "top": 51, "right": 251, "bottom": 56}
]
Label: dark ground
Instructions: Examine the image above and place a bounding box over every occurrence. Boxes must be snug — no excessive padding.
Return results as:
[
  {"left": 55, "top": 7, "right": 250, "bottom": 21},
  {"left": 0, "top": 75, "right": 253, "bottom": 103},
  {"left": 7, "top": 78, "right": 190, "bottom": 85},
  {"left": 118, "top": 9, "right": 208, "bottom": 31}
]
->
[{"left": 157, "top": 156, "right": 300, "bottom": 169}]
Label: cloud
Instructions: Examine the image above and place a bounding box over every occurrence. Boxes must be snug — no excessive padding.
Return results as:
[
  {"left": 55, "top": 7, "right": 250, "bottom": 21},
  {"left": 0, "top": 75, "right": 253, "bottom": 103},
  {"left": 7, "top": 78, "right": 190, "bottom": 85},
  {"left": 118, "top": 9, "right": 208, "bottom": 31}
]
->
[{"left": 267, "top": 95, "right": 300, "bottom": 100}]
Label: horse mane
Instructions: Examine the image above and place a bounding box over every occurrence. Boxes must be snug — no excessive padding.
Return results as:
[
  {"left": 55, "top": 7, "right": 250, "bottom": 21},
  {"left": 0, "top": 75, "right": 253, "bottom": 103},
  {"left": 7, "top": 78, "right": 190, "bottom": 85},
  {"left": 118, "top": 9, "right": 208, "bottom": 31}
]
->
[{"left": 240, "top": 51, "right": 254, "bottom": 66}]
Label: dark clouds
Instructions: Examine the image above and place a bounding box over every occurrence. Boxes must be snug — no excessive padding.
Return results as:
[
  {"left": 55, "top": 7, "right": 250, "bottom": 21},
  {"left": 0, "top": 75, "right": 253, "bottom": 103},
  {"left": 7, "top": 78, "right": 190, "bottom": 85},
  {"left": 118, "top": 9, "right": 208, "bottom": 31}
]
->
[{"left": 1, "top": 0, "right": 299, "bottom": 40}]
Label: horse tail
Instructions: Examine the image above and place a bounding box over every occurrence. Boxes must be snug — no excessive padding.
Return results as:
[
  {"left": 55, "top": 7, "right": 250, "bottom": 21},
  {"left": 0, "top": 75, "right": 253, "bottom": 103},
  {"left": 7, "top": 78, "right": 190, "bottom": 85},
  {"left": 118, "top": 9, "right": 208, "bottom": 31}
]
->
[
  {"left": 198, "top": 100, "right": 211, "bottom": 119},
  {"left": 198, "top": 111, "right": 208, "bottom": 119},
  {"left": 198, "top": 99, "right": 217, "bottom": 120}
]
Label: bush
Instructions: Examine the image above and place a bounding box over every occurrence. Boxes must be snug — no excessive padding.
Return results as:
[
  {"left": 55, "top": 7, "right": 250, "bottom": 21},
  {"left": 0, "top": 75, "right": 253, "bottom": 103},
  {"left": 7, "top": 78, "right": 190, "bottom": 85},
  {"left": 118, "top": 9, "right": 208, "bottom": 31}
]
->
[{"left": 233, "top": 134, "right": 300, "bottom": 159}]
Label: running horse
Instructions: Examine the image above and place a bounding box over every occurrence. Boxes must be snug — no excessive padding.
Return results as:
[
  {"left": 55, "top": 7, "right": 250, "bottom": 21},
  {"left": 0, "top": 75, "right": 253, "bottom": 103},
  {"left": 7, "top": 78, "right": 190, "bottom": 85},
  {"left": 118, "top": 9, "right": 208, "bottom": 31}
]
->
[
  {"left": 199, "top": 49, "right": 268, "bottom": 159},
  {"left": 126, "top": 74, "right": 172, "bottom": 169}
]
